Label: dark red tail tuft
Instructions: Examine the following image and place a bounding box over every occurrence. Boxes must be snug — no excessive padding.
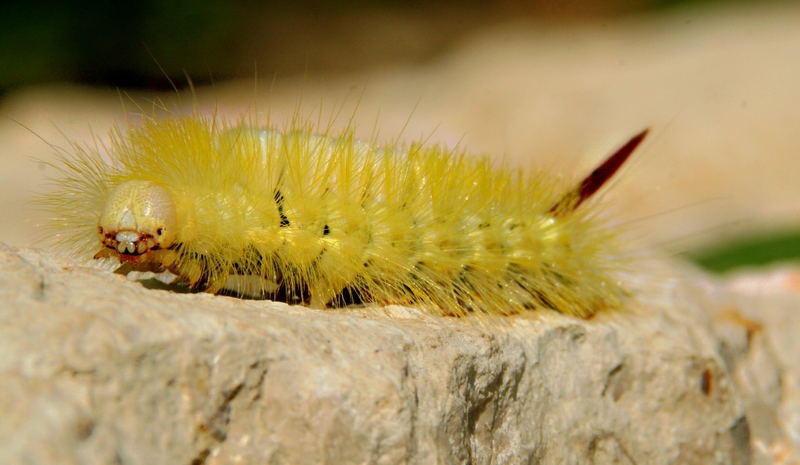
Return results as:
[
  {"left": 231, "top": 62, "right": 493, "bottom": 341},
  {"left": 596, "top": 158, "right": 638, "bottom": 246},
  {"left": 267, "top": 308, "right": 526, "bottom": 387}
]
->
[{"left": 549, "top": 128, "right": 649, "bottom": 215}]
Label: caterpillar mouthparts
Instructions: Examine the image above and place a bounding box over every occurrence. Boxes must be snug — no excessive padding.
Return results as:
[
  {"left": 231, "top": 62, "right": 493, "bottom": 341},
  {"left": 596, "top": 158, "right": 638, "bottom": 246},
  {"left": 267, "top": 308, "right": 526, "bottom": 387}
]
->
[{"left": 44, "top": 114, "right": 648, "bottom": 318}]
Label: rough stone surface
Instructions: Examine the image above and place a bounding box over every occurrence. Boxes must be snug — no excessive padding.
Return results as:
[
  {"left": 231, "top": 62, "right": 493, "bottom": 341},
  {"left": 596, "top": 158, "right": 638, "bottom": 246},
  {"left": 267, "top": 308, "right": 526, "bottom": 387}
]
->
[
  {"left": 711, "top": 271, "right": 800, "bottom": 465},
  {"left": 2, "top": 242, "right": 798, "bottom": 464}
]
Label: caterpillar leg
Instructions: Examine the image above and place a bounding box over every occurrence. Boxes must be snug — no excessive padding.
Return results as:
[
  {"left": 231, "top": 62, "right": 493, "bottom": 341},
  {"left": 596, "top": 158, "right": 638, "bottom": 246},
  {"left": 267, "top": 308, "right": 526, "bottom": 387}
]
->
[
  {"left": 169, "top": 257, "right": 204, "bottom": 288},
  {"left": 95, "top": 247, "right": 180, "bottom": 274},
  {"left": 220, "top": 275, "right": 280, "bottom": 298},
  {"left": 308, "top": 271, "right": 362, "bottom": 308},
  {"left": 203, "top": 273, "right": 229, "bottom": 294},
  {"left": 309, "top": 285, "right": 338, "bottom": 308}
]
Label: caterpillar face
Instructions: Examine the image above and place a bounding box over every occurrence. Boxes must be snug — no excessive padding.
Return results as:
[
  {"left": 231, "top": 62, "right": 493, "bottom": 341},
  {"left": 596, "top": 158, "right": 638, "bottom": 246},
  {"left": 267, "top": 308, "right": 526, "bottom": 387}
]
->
[{"left": 95, "top": 180, "right": 177, "bottom": 265}]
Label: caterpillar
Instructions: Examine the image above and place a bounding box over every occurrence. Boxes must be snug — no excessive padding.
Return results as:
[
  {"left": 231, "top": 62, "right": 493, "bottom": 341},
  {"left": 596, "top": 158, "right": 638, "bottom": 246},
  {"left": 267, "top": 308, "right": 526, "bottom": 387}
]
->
[{"left": 42, "top": 112, "right": 647, "bottom": 318}]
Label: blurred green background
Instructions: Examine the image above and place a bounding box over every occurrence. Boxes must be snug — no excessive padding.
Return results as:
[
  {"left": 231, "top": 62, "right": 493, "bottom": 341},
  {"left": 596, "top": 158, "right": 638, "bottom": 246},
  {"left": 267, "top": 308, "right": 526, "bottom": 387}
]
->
[{"left": 0, "top": 0, "right": 767, "bottom": 92}]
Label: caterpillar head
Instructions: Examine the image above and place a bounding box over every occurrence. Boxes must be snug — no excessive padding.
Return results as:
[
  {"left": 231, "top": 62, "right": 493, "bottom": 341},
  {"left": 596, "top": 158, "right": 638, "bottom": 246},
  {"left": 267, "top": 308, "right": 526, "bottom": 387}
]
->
[{"left": 95, "top": 180, "right": 177, "bottom": 264}]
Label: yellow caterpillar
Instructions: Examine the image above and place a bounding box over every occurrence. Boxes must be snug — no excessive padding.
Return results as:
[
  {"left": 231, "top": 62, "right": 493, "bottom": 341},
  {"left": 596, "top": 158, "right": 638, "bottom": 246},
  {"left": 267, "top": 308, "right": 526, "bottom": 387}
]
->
[{"left": 42, "top": 113, "right": 647, "bottom": 318}]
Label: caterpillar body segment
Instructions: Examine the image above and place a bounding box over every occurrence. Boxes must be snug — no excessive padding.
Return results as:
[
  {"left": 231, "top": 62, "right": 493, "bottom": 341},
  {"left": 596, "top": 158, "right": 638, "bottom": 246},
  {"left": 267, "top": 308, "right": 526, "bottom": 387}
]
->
[{"left": 45, "top": 115, "right": 647, "bottom": 318}]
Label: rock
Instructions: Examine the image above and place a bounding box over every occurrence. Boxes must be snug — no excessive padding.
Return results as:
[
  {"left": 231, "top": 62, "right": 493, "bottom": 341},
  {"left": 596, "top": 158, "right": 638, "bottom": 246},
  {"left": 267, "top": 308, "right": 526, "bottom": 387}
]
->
[
  {"left": 712, "top": 270, "right": 800, "bottom": 465},
  {"left": 0, "top": 241, "right": 796, "bottom": 464}
]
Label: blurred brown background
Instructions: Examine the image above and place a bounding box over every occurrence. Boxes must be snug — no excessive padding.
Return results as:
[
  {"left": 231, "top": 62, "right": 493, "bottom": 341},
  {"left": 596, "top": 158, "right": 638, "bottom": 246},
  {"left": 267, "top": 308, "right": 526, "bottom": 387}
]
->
[{"left": 2, "top": 0, "right": 799, "bottom": 272}]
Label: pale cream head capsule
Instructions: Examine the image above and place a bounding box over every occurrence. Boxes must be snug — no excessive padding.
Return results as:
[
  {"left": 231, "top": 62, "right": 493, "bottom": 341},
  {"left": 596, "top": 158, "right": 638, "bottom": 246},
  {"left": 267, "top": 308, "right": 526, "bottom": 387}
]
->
[{"left": 97, "top": 180, "right": 177, "bottom": 256}]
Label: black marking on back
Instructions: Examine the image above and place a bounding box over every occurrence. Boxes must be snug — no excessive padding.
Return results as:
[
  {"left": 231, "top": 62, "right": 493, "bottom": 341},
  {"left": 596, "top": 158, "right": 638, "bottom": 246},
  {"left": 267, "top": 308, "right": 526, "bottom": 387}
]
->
[{"left": 273, "top": 189, "right": 290, "bottom": 227}]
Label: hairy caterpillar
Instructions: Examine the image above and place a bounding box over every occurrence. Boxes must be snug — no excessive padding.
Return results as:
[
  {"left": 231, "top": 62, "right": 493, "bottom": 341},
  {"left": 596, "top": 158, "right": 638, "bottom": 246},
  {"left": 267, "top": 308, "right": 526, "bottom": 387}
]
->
[{"left": 42, "top": 112, "right": 647, "bottom": 318}]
